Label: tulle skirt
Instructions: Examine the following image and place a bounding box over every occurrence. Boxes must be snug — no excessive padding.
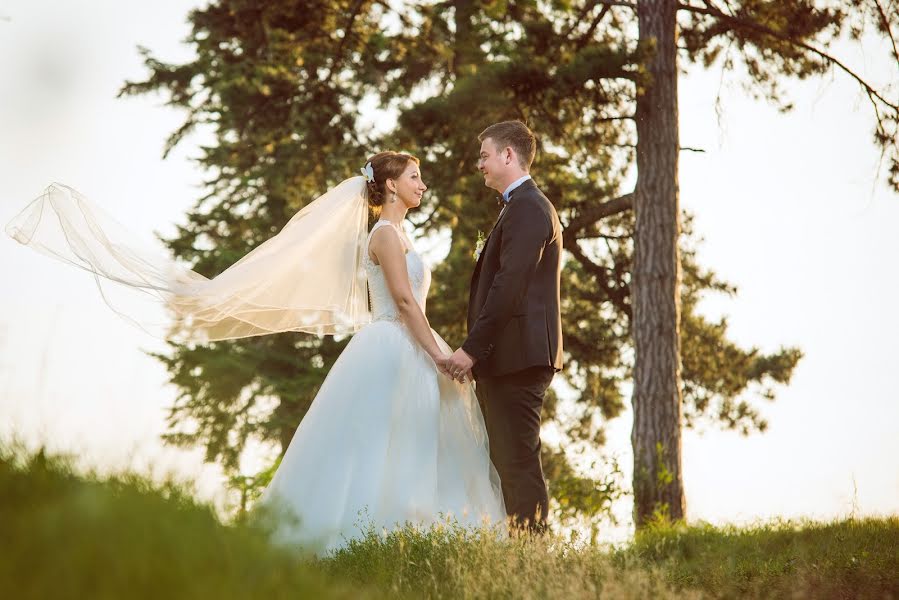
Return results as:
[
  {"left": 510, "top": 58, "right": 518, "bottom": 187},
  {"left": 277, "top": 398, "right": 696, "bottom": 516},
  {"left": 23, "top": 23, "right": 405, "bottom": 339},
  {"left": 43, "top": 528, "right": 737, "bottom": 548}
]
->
[{"left": 258, "top": 319, "right": 506, "bottom": 555}]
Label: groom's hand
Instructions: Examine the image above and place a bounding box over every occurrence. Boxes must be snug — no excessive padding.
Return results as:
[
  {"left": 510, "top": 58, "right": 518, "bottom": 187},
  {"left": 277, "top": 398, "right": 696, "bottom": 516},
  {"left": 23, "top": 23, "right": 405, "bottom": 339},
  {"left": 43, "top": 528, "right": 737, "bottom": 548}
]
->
[{"left": 446, "top": 348, "right": 476, "bottom": 382}]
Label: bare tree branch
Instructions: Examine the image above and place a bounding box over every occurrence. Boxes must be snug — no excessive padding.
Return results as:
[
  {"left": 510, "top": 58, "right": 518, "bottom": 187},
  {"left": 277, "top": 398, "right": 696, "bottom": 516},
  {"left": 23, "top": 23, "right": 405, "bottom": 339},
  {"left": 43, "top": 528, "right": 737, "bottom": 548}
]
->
[
  {"left": 589, "top": 0, "right": 637, "bottom": 8},
  {"left": 677, "top": 2, "right": 899, "bottom": 111},
  {"left": 563, "top": 236, "right": 632, "bottom": 316},
  {"left": 565, "top": 192, "right": 634, "bottom": 233},
  {"left": 874, "top": 0, "right": 899, "bottom": 70},
  {"left": 596, "top": 115, "right": 636, "bottom": 122},
  {"left": 577, "top": 232, "right": 632, "bottom": 240}
]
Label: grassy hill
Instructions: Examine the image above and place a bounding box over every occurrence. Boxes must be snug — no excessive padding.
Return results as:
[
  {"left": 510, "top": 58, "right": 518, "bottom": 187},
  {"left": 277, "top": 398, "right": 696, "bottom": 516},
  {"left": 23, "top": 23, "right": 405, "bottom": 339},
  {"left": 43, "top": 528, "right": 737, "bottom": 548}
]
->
[{"left": 2, "top": 444, "right": 896, "bottom": 599}]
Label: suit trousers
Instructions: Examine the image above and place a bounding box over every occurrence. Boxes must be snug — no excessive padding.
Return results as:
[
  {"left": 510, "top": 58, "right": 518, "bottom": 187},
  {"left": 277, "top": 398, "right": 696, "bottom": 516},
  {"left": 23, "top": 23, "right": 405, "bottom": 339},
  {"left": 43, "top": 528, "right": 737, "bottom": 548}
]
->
[{"left": 475, "top": 365, "right": 555, "bottom": 533}]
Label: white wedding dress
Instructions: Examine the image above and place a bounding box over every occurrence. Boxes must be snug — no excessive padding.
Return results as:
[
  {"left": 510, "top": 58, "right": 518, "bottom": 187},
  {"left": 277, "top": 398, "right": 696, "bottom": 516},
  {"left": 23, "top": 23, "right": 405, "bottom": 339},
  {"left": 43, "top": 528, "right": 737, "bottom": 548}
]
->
[{"left": 259, "top": 220, "right": 506, "bottom": 555}]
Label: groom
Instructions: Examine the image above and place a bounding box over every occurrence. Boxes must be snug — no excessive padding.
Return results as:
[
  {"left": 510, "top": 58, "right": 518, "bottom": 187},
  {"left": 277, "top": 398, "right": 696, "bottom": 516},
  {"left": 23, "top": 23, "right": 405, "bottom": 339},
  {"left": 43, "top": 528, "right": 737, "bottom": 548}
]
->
[{"left": 444, "top": 120, "right": 563, "bottom": 533}]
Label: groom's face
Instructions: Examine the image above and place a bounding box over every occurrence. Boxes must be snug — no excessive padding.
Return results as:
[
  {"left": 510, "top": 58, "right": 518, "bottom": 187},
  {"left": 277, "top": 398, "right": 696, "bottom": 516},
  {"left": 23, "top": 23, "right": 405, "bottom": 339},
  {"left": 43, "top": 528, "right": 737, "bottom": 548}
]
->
[{"left": 478, "top": 138, "right": 509, "bottom": 193}]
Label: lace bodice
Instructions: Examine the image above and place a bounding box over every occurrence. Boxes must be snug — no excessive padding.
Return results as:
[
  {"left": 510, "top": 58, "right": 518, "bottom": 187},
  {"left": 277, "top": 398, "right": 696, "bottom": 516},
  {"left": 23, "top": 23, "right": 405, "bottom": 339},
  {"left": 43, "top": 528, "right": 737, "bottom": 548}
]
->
[{"left": 364, "top": 220, "right": 431, "bottom": 322}]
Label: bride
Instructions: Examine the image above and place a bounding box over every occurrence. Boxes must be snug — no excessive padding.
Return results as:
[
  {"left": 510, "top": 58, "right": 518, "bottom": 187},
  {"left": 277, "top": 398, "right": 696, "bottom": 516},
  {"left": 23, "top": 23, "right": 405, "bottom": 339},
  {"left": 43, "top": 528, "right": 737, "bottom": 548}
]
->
[
  {"left": 258, "top": 152, "right": 506, "bottom": 553},
  {"left": 5, "top": 151, "right": 507, "bottom": 555}
]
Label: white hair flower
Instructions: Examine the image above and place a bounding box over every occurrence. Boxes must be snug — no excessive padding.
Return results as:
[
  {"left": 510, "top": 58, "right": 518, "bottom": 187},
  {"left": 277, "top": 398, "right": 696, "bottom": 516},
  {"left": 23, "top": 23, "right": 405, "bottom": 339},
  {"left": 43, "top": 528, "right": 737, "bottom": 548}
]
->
[{"left": 360, "top": 162, "right": 375, "bottom": 183}]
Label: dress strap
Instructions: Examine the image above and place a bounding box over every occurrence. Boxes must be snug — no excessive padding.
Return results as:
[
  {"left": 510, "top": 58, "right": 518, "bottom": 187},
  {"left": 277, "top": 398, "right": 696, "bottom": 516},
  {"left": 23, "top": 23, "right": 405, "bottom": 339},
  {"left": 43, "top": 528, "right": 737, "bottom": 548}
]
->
[
  {"left": 368, "top": 220, "right": 411, "bottom": 246},
  {"left": 366, "top": 220, "right": 395, "bottom": 247},
  {"left": 368, "top": 219, "right": 394, "bottom": 236}
]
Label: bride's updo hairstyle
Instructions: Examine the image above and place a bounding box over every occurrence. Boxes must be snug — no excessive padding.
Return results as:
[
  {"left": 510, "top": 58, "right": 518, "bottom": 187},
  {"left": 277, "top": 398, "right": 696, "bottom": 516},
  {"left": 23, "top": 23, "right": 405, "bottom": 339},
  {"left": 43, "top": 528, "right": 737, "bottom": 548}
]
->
[{"left": 363, "top": 151, "right": 420, "bottom": 216}]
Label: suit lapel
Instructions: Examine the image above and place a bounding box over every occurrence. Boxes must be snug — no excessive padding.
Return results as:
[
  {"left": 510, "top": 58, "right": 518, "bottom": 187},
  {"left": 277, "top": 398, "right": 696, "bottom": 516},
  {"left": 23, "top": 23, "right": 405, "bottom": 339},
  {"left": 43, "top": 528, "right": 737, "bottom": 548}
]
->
[
  {"left": 483, "top": 204, "right": 509, "bottom": 246},
  {"left": 470, "top": 179, "right": 539, "bottom": 280},
  {"left": 480, "top": 179, "right": 537, "bottom": 250},
  {"left": 471, "top": 203, "right": 506, "bottom": 279}
]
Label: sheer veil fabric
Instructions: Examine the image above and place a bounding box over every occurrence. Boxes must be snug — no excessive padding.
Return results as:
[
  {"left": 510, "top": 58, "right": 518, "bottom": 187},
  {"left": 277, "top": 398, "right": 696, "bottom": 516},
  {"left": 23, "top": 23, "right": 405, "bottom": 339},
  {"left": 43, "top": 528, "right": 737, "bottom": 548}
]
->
[{"left": 5, "top": 177, "right": 372, "bottom": 342}]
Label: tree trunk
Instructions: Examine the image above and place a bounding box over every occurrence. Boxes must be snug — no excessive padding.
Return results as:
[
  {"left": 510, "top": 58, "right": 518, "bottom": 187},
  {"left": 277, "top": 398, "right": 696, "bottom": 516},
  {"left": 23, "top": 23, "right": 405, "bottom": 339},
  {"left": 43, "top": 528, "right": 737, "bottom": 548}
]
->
[{"left": 632, "top": 0, "right": 686, "bottom": 528}]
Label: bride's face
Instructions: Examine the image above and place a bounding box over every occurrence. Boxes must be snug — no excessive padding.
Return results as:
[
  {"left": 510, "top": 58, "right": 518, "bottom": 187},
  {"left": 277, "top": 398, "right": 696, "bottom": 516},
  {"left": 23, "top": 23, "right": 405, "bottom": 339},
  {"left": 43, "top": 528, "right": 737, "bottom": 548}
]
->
[{"left": 391, "top": 162, "right": 428, "bottom": 208}]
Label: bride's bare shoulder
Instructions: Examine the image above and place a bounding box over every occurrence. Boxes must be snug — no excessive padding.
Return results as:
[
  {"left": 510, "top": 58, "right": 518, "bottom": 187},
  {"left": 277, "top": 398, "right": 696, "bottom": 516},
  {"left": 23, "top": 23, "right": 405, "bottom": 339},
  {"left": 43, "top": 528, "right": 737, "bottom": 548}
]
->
[{"left": 368, "top": 222, "right": 407, "bottom": 264}]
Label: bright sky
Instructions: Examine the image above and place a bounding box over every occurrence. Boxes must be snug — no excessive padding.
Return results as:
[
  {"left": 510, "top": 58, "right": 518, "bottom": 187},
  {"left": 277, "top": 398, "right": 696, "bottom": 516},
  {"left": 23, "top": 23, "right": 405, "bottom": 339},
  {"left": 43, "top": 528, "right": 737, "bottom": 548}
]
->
[{"left": 1, "top": 1, "right": 897, "bottom": 538}]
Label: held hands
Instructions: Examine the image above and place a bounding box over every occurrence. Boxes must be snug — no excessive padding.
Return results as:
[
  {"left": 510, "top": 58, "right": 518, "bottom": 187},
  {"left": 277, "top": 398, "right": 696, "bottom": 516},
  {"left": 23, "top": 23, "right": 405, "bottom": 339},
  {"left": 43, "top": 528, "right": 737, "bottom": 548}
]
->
[
  {"left": 436, "top": 348, "right": 475, "bottom": 383},
  {"left": 434, "top": 356, "right": 457, "bottom": 381}
]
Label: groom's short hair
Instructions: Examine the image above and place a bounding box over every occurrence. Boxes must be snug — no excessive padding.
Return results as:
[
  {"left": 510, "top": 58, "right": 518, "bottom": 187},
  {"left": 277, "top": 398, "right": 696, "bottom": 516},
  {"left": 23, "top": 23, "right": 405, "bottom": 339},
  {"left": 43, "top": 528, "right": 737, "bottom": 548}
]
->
[{"left": 479, "top": 121, "right": 537, "bottom": 170}]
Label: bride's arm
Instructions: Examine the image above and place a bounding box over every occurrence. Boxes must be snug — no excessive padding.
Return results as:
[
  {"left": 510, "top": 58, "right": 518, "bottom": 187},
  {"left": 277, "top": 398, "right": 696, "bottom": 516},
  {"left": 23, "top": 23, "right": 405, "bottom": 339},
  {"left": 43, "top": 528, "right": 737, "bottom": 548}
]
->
[{"left": 369, "top": 226, "right": 446, "bottom": 365}]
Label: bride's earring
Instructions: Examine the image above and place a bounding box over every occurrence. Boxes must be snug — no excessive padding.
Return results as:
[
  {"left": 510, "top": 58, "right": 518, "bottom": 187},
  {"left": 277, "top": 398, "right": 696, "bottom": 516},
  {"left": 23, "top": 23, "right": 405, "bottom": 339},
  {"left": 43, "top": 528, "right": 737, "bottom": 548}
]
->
[{"left": 391, "top": 192, "right": 397, "bottom": 203}]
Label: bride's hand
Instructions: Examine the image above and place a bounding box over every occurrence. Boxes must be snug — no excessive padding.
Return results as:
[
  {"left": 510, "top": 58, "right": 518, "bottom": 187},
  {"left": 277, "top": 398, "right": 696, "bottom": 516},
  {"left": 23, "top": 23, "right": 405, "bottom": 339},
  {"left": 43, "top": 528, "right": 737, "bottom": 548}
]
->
[
  {"left": 433, "top": 354, "right": 459, "bottom": 381},
  {"left": 436, "top": 357, "right": 471, "bottom": 383}
]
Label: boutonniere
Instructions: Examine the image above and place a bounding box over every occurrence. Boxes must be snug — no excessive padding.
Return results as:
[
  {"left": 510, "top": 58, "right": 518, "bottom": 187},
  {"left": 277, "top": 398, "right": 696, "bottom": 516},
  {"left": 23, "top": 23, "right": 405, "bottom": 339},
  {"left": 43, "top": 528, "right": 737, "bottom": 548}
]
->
[{"left": 472, "top": 230, "right": 486, "bottom": 261}]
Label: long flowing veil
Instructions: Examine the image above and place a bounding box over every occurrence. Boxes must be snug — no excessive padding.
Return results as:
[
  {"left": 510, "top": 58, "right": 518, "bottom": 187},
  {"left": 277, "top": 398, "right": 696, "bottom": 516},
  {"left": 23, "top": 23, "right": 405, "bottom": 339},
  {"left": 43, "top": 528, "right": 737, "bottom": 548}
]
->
[{"left": 5, "top": 177, "right": 372, "bottom": 342}]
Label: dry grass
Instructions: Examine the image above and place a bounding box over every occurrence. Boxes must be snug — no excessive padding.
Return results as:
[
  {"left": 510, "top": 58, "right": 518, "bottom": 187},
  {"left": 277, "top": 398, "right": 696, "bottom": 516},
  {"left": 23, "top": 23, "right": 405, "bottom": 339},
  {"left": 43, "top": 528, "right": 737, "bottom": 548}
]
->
[{"left": 2, "top": 442, "right": 896, "bottom": 599}]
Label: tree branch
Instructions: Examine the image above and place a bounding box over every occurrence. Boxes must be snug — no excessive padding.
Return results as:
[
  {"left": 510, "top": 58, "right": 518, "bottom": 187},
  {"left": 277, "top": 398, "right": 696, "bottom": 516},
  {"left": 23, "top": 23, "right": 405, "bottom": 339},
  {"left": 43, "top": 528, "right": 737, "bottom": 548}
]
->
[
  {"left": 373, "top": 0, "right": 415, "bottom": 29},
  {"left": 565, "top": 192, "right": 634, "bottom": 233},
  {"left": 874, "top": 0, "right": 899, "bottom": 71},
  {"left": 677, "top": 2, "right": 899, "bottom": 111},
  {"left": 564, "top": 1, "right": 601, "bottom": 39},
  {"left": 563, "top": 236, "right": 632, "bottom": 317},
  {"left": 592, "top": 0, "right": 637, "bottom": 8},
  {"left": 596, "top": 115, "right": 636, "bottom": 122},
  {"left": 409, "top": 202, "right": 439, "bottom": 229},
  {"left": 577, "top": 231, "right": 632, "bottom": 241},
  {"left": 576, "top": 6, "right": 611, "bottom": 51},
  {"left": 323, "top": 0, "right": 367, "bottom": 85}
]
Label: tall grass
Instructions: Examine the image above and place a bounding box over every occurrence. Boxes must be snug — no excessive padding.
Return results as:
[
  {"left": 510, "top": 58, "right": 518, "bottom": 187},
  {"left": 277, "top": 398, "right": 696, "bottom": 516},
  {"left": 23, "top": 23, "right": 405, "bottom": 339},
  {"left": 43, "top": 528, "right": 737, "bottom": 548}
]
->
[
  {"left": 0, "top": 443, "right": 368, "bottom": 599},
  {"left": 322, "top": 522, "right": 688, "bottom": 599},
  {"left": 626, "top": 517, "right": 899, "bottom": 598},
  {"left": 2, "top": 442, "right": 897, "bottom": 599}
]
